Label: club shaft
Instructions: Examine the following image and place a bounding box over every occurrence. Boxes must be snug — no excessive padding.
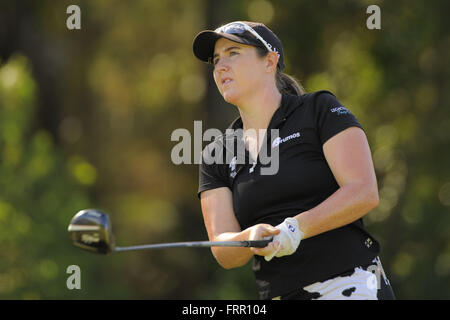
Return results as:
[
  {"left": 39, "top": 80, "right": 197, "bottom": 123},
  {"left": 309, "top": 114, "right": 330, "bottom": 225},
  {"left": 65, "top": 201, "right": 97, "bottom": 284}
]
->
[{"left": 113, "top": 239, "right": 271, "bottom": 252}]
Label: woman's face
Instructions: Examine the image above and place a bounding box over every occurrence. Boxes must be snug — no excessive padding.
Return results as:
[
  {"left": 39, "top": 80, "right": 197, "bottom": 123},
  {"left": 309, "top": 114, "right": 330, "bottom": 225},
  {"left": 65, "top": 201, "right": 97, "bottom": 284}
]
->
[{"left": 212, "top": 38, "right": 269, "bottom": 106}]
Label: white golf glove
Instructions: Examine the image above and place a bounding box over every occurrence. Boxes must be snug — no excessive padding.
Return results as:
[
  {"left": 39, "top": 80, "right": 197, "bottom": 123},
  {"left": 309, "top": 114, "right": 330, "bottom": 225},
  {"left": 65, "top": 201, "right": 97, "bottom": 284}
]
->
[{"left": 265, "top": 217, "right": 304, "bottom": 262}]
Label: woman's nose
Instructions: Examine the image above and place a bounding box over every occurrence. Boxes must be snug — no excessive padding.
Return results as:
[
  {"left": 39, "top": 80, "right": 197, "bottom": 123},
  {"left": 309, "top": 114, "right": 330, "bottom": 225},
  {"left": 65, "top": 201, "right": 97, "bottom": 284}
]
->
[{"left": 215, "top": 58, "right": 230, "bottom": 72}]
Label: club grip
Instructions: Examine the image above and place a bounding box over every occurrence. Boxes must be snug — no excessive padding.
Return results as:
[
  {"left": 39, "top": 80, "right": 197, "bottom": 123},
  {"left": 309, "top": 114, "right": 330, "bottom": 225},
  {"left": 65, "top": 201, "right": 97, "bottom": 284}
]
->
[{"left": 244, "top": 239, "right": 272, "bottom": 248}]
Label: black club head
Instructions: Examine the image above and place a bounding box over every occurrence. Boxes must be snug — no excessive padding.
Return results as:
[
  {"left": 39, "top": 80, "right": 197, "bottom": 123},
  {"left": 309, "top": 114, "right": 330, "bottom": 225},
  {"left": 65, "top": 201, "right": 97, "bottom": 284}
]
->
[{"left": 68, "top": 209, "right": 115, "bottom": 254}]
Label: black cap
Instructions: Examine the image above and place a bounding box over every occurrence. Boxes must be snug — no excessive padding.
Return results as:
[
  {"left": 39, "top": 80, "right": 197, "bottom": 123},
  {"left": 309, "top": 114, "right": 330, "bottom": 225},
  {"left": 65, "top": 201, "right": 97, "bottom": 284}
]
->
[{"left": 192, "top": 21, "right": 285, "bottom": 70}]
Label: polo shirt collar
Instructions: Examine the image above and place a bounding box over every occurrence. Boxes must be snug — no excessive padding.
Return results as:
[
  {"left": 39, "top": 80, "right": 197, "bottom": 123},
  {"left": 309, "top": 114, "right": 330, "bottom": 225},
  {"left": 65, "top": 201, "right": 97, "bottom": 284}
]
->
[{"left": 227, "top": 93, "right": 303, "bottom": 131}]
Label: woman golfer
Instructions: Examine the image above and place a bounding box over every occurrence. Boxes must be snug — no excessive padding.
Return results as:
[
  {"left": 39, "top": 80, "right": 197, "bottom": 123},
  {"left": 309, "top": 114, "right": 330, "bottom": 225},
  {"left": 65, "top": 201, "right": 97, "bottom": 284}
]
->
[{"left": 193, "top": 21, "right": 395, "bottom": 300}]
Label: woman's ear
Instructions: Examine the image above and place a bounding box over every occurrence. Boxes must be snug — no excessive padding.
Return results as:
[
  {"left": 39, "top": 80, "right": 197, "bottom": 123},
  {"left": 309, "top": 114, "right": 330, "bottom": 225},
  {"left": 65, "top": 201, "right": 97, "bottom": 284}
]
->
[{"left": 265, "top": 51, "right": 279, "bottom": 73}]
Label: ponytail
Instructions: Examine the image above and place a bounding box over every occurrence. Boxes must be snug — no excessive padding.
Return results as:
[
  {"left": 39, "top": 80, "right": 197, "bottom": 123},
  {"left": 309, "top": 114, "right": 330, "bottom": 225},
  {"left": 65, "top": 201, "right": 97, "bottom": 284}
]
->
[
  {"left": 254, "top": 46, "right": 305, "bottom": 96},
  {"left": 275, "top": 70, "right": 305, "bottom": 96}
]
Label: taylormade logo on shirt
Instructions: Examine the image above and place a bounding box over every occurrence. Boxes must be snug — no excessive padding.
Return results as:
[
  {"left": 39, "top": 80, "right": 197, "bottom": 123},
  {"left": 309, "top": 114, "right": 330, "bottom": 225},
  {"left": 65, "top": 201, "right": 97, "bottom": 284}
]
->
[
  {"left": 272, "top": 132, "right": 301, "bottom": 148},
  {"left": 330, "top": 106, "right": 350, "bottom": 115}
]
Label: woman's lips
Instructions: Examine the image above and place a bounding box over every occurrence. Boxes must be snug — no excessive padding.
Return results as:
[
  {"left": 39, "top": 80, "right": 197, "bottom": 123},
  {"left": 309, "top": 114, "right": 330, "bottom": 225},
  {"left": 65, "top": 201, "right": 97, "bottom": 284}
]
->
[{"left": 222, "top": 78, "right": 233, "bottom": 85}]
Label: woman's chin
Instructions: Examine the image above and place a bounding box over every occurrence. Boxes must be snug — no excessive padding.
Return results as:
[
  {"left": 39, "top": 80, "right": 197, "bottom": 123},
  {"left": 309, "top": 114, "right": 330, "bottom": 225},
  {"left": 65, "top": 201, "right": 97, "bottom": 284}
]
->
[{"left": 222, "top": 91, "right": 239, "bottom": 105}]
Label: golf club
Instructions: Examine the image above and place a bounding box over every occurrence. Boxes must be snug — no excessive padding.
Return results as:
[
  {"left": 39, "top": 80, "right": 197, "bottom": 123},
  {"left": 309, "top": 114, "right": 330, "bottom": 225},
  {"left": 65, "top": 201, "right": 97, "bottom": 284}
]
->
[{"left": 68, "top": 209, "right": 272, "bottom": 254}]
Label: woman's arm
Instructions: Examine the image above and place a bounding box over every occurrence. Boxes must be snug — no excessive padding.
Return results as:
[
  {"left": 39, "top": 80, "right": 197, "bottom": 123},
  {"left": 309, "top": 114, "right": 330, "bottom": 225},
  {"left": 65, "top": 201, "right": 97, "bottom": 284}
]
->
[
  {"left": 295, "top": 126, "right": 379, "bottom": 238},
  {"left": 200, "top": 187, "right": 280, "bottom": 269}
]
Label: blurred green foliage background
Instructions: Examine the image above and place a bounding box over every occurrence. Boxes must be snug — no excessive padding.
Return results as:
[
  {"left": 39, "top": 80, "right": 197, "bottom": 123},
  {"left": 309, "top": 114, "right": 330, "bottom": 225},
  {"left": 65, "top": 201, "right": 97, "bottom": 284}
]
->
[{"left": 0, "top": 0, "right": 449, "bottom": 299}]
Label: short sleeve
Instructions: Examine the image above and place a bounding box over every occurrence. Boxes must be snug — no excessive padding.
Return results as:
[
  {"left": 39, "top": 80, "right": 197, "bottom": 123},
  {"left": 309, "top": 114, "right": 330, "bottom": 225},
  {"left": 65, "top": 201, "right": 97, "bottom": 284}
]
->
[
  {"left": 198, "top": 142, "right": 229, "bottom": 198},
  {"left": 314, "top": 91, "right": 364, "bottom": 145}
]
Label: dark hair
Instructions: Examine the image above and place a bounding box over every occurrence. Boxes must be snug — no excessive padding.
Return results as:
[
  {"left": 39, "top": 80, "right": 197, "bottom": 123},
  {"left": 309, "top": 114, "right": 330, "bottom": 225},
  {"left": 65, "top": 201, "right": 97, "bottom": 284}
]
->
[
  {"left": 275, "top": 70, "right": 305, "bottom": 96},
  {"left": 254, "top": 46, "right": 305, "bottom": 96}
]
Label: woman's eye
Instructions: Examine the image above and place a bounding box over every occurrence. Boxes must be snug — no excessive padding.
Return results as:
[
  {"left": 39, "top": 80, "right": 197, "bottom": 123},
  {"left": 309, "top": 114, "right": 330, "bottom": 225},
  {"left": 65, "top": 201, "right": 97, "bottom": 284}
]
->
[{"left": 213, "top": 52, "right": 238, "bottom": 67}]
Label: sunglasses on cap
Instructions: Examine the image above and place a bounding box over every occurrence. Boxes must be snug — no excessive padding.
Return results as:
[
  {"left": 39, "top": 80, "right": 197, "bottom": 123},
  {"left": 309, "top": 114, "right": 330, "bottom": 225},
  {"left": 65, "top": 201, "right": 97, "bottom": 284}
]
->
[{"left": 214, "top": 21, "right": 281, "bottom": 60}]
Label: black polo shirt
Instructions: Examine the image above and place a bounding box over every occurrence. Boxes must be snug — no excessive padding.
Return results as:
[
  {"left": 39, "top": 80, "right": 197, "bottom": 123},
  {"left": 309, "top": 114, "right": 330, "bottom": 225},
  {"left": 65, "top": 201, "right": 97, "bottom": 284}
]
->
[{"left": 198, "top": 91, "right": 380, "bottom": 299}]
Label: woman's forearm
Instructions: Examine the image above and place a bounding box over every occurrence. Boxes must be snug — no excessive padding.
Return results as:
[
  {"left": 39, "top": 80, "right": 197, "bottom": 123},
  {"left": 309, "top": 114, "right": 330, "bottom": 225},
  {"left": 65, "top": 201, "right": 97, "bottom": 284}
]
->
[
  {"left": 210, "top": 229, "right": 255, "bottom": 269},
  {"left": 295, "top": 182, "right": 379, "bottom": 240}
]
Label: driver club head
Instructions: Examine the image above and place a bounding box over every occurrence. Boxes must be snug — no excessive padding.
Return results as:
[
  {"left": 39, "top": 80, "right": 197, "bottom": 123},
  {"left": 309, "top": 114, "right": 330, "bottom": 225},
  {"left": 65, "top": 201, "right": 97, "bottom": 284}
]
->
[{"left": 68, "top": 209, "right": 115, "bottom": 254}]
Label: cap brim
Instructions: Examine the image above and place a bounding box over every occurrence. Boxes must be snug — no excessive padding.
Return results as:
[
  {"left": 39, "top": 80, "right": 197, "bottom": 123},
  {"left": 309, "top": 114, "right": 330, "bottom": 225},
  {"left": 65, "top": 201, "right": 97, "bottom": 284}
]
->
[{"left": 192, "top": 30, "right": 257, "bottom": 63}]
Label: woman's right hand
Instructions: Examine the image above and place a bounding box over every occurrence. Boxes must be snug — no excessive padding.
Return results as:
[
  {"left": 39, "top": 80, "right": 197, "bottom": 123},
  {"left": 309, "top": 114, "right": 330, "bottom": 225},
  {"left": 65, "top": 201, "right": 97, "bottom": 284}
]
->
[{"left": 247, "top": 224, "right": 281, "bottom": 258}]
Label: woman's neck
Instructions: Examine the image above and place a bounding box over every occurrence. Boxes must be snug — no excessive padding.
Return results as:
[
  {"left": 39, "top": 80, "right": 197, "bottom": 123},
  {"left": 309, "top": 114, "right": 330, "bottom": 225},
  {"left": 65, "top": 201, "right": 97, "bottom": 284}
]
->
[{"left": 239, "top": 87, "right": 282, "bottom": 132}]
